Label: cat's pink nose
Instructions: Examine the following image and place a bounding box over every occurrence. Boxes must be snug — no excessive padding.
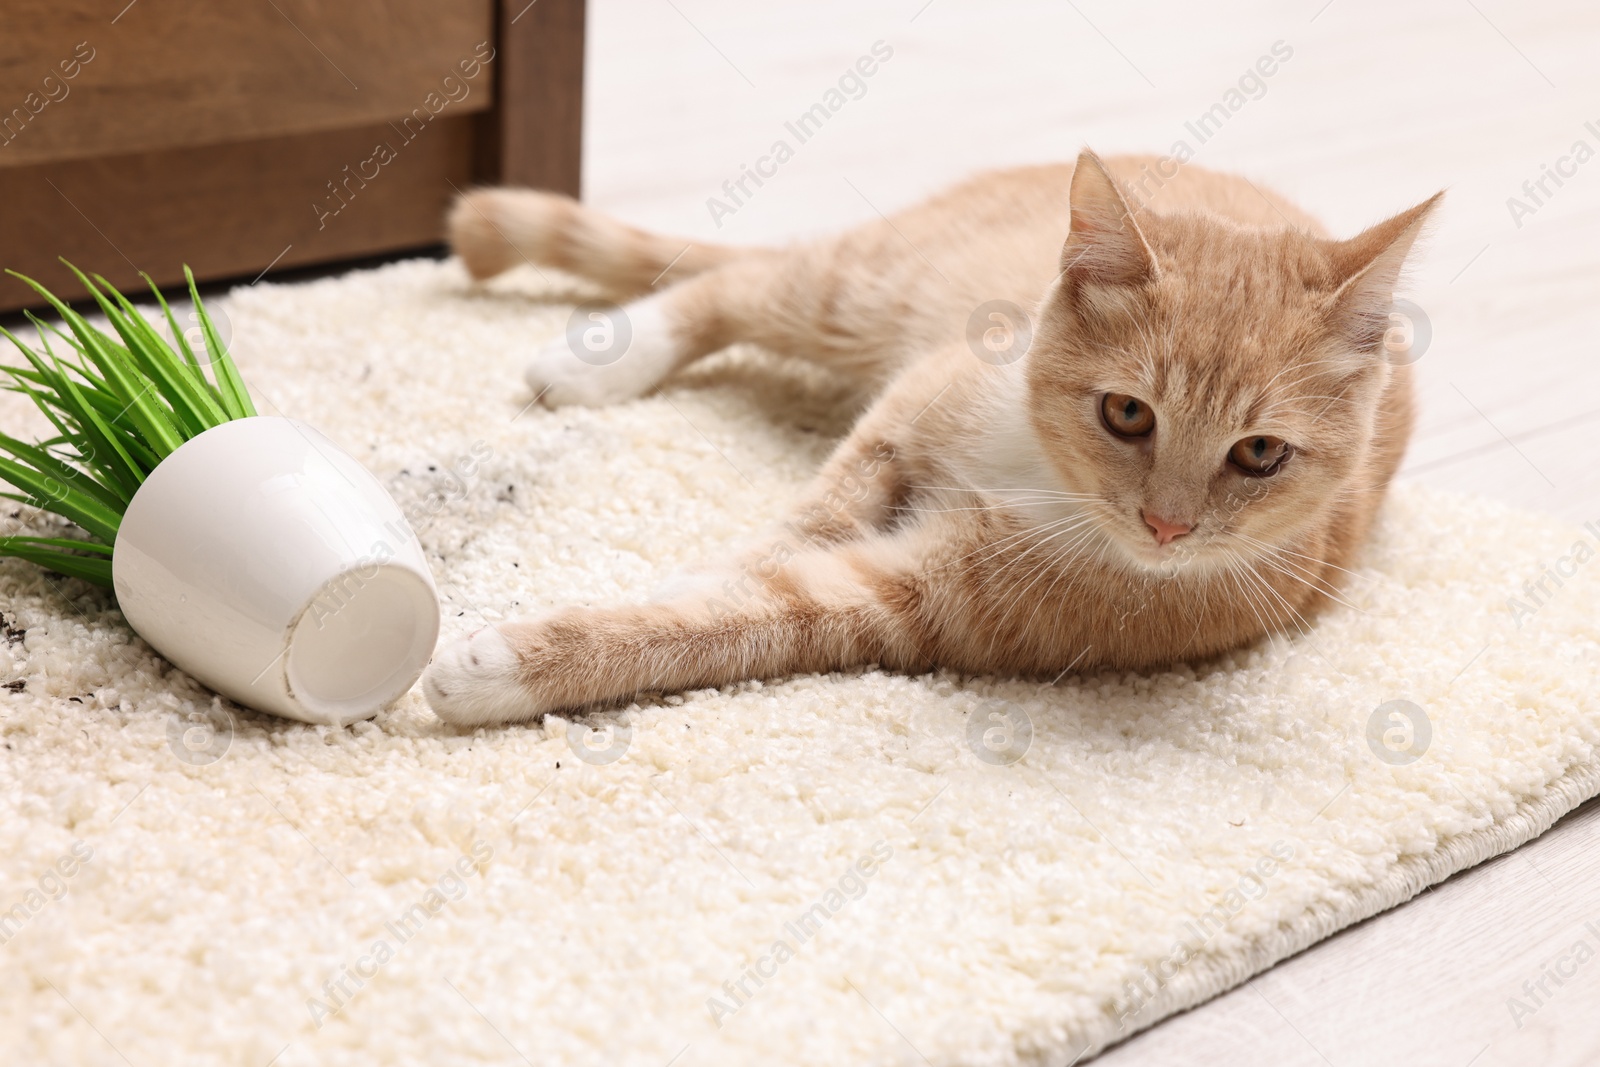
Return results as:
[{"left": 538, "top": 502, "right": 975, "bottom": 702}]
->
[{"left": 1142, "top": 511, "right": 1191, "bottom": 546}]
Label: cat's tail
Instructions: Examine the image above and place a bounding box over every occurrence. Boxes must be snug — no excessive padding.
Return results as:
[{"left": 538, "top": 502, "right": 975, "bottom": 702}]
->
[{"left": 448, "top": 188, "right": 757, "bottom": 298}]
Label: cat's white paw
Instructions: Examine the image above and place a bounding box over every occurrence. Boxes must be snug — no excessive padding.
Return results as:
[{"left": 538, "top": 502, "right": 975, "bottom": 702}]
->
[
  {"left": 524, "top": 337, "right": 642, "bottom": 407},
  {"left": 424, "top": 626, "right": 536, "bottom": 727},
  {"left": 525, "top": 291, "right": 680, "bottom": 408}
]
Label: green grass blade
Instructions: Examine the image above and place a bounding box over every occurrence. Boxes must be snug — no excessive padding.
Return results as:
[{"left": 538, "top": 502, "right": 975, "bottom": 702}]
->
[
  {"left": 22, "top": 372, "right": 152, "bottom": 498},
  {"left": 96, "top": 423, "right": 161, "bottom": 476},
  {"left": 60, "top": 264, "right": 205, "bottom": 442},
  {"left": 0, "top": 455, "right": 122, "bottom": 542},
  {"left": 25, "top": 316, "right": 116, "bottom": 401},
  {"left": 71, "top": 308, "right": 186, "bottom": 456},
  {"left": 1, "top": 365, "right": 52, "bottom": 390},
  {"left": 141, "top": 271, "right": 202, "bottom": 369},
  {"left": 0, "top": 429, "right": 127, "bottom": 513},
  {"left": 51, "top": 356, "right": 147, "bottom": 495},
  {"left": 7, "top": 376, "right": 160, "bottom": 484},
  {"left": 0, "top": 535, "right": 112, "bottom": 555},
  {"left": 28, "top": 312, "right": 95, "bottom": 367},
  {"left": 8, "top": 270, "right": 186, "bottom": 458},
  {"left": 2, "top": 321, "right": 83, "bottom": 387},
  {"left": 0, "top": 328, "right": 143, "bottom": 500},
  {"left": 13, "top": 323, "right": 125, "bottom": 424},
  {"left": 185, "top": 266, "right": 256, "bottom": 418},
  {"left": 94, "top": 297, "right": 213, "bottom": 437},
  {"left": 0, "top": 538, "right": 114, "bottom": 585},
  {"left": 27, "top": 305, "right": 218, "bottom": 439},
  {"left": 0, "top": 364, "right": 90, "bottom": 464},
  {"left": 91, "top": 271, "right": 228, "bottom": 432},
  {"left": 131, "top": 281, "right": 234, "bottom": 415}
]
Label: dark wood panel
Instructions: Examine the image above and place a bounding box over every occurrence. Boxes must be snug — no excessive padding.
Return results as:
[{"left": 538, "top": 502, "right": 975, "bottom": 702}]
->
[
  {"left": 0, "top": 0, "right": 495, "bottom": 167},
  {"left": 477, "top": 0, "right": 585, "bottom": 194},
  {"left": 0, "top": 0, "right": 584, "bottom": 312},
  {"left": 0, "top": 117, "right": 476, "bottom": 312}
]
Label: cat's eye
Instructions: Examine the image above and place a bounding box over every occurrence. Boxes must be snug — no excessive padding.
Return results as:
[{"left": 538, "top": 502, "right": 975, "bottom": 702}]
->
[
  {"left": 1229, "top": 435, "right": 1291, "bottom": 476},
  {"left": 1101, "top": 393, "right": 1155, "bottom": 438}
]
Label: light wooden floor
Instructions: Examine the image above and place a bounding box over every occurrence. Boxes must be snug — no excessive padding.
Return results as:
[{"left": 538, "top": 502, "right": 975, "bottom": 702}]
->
[{"left": 581, "top": 0, "right": 1600, "bottom": 1062}]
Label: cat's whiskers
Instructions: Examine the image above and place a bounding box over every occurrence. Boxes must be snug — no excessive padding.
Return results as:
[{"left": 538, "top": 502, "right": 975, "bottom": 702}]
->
[
  {"left": 1246, "top": 547, "right": 1347, "bottom": 601},
  {"left": 1014, "top": 524, "right": 1112, "bottom": 647},
  {"left": 1002, "top": 521, "right": 1105, "bottom": 606},
  {"left": 929, "top": 483, "right": 1108, "bottom": 574},
  {"left": 1231, "top": 531, "right": 1348, "bottom": 585},
  {"left": 1232, "top": 530, "right": 1372, "bottom": 588},
  {"left": 931, "top": 500, "right": 1103, "bottom": 624},
  {"left": 1218, "top": 548, "right": 1284, "bottom": 645},
  {"left": 1231, "top": 536, "right": 1370, "bottom": 616},
  {"left": 1254, "top": 557, "right": 1364, "bottom": 615},
  {"left": 901, "top": 483, "right": 1100, "bottom": 540},
  {"left": 908, "top": 483, "right": 1099, "bottom": 499},
  {"left": 950, "top": 511, "right": 1097, "bottom": 572},
  {"left": 967, "top": 521, "right": 1105, "bottom": 618},
  {"left": 977, "top": 521, "right": 1109, "bottom": 662},
  {"left": 1169, "top": 563, "right": 1214, "bottom": 656},
  {"left": 894, "top": 494, "right": 1100, "bottom": 516},
  {"left": 1221, "top": 546, "right": 1323, "bottom": 646}
]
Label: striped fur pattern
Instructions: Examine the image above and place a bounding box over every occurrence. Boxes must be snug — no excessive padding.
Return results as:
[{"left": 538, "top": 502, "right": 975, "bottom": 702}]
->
[{"left": 425, "top": 151, "right": 1440, "bottom": 726}]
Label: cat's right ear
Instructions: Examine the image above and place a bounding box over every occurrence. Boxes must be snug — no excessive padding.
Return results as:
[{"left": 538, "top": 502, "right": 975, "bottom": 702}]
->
[
  {"left": 1060, "top": 150, "right": 1160, "bottom": 287},
  {"left": 1322, "top": 192, "right": 1444, "bottom": 354}
]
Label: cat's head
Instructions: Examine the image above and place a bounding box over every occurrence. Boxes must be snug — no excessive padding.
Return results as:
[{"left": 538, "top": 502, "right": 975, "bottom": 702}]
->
[{"left": 1025, "top": 149, "right": 1441, "bottom": 574}]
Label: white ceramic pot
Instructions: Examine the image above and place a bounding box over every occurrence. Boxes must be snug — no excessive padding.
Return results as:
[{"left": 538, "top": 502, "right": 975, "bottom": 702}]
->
[{"left": 112, "top": 417, "right": 440, "bottom": 726}]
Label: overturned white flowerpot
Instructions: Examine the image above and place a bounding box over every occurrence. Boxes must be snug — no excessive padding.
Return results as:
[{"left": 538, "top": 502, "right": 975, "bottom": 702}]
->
[{"left": 112, "top": 417, "right": 440, "bottom": 726}]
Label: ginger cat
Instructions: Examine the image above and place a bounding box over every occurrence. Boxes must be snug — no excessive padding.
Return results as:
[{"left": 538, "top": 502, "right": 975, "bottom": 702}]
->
[{"left": 424, "top": 150, "right": 1439, "bottom": 727}]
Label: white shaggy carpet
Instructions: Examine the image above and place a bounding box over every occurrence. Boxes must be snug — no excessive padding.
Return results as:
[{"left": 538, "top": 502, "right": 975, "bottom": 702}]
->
[{"left": 3, "top": 258, "right": 1598, "bottom": 1067}]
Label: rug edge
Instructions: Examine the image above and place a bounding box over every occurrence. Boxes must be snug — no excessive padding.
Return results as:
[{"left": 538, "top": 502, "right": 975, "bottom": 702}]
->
[{"left": 1076, "top": 754, "right": 1600, "bottom": 1062}]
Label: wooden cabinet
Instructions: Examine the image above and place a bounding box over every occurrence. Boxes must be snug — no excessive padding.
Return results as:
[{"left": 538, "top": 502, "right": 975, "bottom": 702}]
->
[{"left": 0, "top": 0, "right": 584, "bottom": 311}]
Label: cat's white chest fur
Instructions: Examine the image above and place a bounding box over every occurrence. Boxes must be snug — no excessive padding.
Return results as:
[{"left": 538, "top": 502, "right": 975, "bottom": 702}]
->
[{"left": 938, "top": 360, "right": 1091, "bottom": 539}]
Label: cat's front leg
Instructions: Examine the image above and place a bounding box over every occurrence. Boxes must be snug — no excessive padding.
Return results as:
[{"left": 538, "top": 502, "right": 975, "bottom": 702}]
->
[
  {"left": 426, "top": 402, "right": 935, "bottom": 728},
  {"left": 424, "top": 537, "right": 930, "bottom": 728}
]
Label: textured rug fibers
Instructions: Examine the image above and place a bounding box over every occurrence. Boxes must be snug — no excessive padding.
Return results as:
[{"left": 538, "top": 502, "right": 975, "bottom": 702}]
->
[{"left": 2, "top": 258, "right": 1597, "bottom": 1066}]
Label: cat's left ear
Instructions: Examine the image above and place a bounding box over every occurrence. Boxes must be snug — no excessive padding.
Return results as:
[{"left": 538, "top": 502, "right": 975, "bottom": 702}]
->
[
  {"left": 1060, "top": 149, "right": 1161, "bottom": 287},
  {"left": 1323, "top": 192, "right": 1444, "bottom": 353}
]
